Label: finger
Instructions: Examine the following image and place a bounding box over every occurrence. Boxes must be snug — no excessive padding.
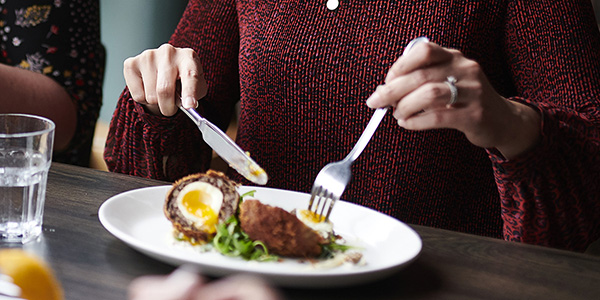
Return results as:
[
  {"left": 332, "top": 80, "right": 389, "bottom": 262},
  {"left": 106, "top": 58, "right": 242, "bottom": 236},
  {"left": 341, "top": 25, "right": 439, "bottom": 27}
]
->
[
  {"left": 192, "top": 275, "right": 282, "bottom": 300},
  {"left": 397, "top": 107, "right": 460, "bottom": 131},
  {"left": 142, "top": 71, "right": 159, "bottom": 106},
  {"left": 150, "top": 45, "right": 179, "bottom": 116},
  {"left": 128, "top": 276, "right": 164, "bottom": 300},
  {"left": 128, "top": 275, "right": 198, "bottom": 300},
  {"left": 128, "top": 267, "right": 204, "bottom": 300},
  {"left": 177, "top": 48, "right": 207, "bottom": 109},
  {"left": 392, "top": 81, "right": 454, "bottom": 121},
  {"left": 385, "top": 42, "right": 454, "bottom": 84},
  {"left": 155, "top": 64, "right": 178, "bottom": 116},
  {"left": 131, "top": 48, "right": 161, "bottom": 107},
  {"left": 367, "top": 68, "right": 440, "bottom": 109},
  {"left": 123, "top": 56, "right": 147, "bottom": 103}
]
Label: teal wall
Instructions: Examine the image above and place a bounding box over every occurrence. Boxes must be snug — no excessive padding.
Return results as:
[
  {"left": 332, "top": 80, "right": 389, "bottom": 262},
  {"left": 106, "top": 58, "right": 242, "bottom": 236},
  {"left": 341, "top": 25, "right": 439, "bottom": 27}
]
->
[{"left": 99, "top": 0, "right": 187, "bottom": 123}]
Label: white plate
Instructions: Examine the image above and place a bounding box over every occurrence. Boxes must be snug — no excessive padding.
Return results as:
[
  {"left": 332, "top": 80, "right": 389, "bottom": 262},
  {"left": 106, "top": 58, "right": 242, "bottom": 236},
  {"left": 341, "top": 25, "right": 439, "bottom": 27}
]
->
[{"left": 98, "top": 185, "right": 422, "bottom": 288}]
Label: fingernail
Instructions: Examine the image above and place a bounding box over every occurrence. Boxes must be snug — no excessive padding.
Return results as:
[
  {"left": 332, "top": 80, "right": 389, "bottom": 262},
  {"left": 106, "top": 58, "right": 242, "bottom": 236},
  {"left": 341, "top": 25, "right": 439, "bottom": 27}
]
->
[
  {"left": 183, "top": 96, "right": 197, "bottom": 109},
  {"left": 397, "top": 119, "right": 406, "bottom": 127}
]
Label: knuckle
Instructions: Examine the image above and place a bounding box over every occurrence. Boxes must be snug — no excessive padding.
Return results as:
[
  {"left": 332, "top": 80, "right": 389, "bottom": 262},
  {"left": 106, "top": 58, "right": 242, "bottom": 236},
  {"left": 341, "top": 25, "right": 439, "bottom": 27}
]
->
[
  {"left": 156, "top": 85, "right": 171, "bottom": 98},
  {"left": 123, "top": 66, "right": 135, "bottom": 78},
  {"left": 140, "top": 48, "right": 157, "bottom": 60},
  {"left": 181, "top": 47, "right": 197, "bottom": 57},
  {"left": 392, "top": 107, "right": 403, "bottom": 119},
  {"left": 123, "top": 57, "right": 135, "bottom": 69},
  {"left": 378, "top": 85, "right": 394, "bottom": 98},
  {"left": 427, "top": 83, "right": 445, "bottom": 99},
  {"left": 158, "top": 43, "right": 174, "bottom": 52},
  {"left": 141, "top": 51, "right": 157, "bottom": 66},
  {"left": 156, "top": 80, "right": 175, "bottom": 97},
  {"left": 146, "top": 95, "right": 158, "bottom": 105},
  {"left": 419, "top": 43, "right": 435, "bottom": 59},
  {"left": 182, "top": 68, "right": 201, "bottom": 80},
  {"left": 449, "top": 48, "right": 464, "bottom": 57},
  {"left": 461, "top": 60, "right": 482, "bottom": 78},
  {"left": 145, "top": 94, "right": 158, "bottom": 105},
  {"left": 157, "top": 44, "right": 177, "bottom": 59},
  {"left": 412, "top": 69, "right": 430, "bottom": 85},
  {"left": 388, "top": 61, "right": 403, "bottom": 77},
  {"left": 178, "top": 48, "right": 199, "bottom": 64},
  {"left": 129, "top": 91, "right": 145, "bottom": 102}
]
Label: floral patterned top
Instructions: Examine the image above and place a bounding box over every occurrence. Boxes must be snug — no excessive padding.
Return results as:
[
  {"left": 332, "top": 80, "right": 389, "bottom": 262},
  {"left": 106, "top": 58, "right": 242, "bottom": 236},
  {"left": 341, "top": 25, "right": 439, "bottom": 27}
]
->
[{"left": 0, "top": 0, "right": 105, "bottom": 166}]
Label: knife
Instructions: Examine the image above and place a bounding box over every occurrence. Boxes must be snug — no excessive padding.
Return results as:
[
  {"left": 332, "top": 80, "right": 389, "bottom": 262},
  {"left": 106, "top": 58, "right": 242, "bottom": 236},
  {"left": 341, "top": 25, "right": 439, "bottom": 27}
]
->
[{"left": 179, "top": 106, "right": 268, "bottom": 185}]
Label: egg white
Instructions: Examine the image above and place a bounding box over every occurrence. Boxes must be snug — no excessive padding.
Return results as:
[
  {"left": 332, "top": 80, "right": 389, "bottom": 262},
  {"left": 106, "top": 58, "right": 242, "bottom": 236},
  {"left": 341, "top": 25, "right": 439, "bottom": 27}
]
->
[{"left": 296, "top": 209, "right": 334, "bottom": 240}]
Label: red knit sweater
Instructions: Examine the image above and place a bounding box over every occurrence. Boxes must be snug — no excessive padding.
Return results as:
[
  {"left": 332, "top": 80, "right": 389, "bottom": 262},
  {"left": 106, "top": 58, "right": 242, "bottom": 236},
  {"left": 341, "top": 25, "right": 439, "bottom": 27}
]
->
[{"left": 105, "top": 0, "right": 600, "bottom": 252}]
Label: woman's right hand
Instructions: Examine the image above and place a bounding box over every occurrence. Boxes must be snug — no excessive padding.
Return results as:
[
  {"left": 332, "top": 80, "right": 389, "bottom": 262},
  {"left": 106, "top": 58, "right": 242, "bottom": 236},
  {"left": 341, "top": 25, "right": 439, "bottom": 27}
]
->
[{"left": 123, "top": 43, "right": 208, "bottom": 116}]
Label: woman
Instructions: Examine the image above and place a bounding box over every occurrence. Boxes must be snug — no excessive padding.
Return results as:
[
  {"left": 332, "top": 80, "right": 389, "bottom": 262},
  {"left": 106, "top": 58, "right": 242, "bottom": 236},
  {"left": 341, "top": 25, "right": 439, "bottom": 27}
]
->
[{"left": 105, "top": 1, "right": 600, "bottom": 252}]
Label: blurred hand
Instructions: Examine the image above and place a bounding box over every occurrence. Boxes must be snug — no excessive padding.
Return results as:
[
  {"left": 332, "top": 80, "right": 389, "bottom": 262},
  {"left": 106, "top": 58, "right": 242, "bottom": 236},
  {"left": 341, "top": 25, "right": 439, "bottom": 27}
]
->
[
  {"left": 123, "top": 43, "right": 208, "bottom": 116},
  {"left": 366, "top": 41, "right": 541, "bottom": 159},
  {"left": 128, "top": 267, "right": 283, "bottom": 300}
]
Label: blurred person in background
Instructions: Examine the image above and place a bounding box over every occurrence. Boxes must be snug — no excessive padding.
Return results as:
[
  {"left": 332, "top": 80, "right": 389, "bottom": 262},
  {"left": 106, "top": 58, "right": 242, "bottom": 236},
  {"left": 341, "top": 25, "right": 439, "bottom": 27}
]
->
[{"left": 0, "top": 0, "right": 105, "bottom": 166}]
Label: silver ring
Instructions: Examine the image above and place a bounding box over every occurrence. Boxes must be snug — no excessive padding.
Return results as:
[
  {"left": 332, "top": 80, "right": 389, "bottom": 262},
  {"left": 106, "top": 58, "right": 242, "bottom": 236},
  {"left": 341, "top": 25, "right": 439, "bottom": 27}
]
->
[{"left": 445, "top": 76, "right": 458, "bottom": 107}]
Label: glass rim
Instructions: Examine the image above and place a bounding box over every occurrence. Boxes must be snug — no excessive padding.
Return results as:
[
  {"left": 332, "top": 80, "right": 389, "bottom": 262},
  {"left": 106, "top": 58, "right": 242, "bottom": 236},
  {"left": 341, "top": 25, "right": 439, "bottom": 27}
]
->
[{"left": 0, "top": 113, "right": 56, "bottom": 138}]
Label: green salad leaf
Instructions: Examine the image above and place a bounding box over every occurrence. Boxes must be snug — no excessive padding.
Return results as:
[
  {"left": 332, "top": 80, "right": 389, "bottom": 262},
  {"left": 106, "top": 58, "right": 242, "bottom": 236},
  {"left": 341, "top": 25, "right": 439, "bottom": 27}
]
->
[
  {"left": 213, "top": 216, "right": 278, "bottom": 261},
  {"left": 320, "top": 237, "right": 354, "bottom": 259},
  {"left": 212, "top": 190, "right": 278, "bottom": 261}
]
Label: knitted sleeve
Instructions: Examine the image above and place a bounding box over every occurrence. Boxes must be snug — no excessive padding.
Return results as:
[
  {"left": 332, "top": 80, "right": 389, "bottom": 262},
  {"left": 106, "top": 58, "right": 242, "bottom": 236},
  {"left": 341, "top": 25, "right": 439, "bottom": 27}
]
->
[{"left": 492, "top": 0, "right": 600, "bottom": 251}]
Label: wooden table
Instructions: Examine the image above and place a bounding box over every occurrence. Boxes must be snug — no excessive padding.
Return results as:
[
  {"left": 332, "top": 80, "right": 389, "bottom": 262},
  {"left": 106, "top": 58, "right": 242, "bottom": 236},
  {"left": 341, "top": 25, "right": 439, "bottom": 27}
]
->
[{"left": 4, "top": 163, "right": 600, "bottom": 299}]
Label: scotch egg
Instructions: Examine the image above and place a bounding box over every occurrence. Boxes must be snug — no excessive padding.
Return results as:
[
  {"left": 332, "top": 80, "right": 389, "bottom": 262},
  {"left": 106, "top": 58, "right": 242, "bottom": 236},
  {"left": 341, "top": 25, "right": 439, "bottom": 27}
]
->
[
  {"left": 164, "top": 170, "right": 239, "bottom": 243},
  {"left": 239, "top": 200, "right": 329, "bottom": 258}
]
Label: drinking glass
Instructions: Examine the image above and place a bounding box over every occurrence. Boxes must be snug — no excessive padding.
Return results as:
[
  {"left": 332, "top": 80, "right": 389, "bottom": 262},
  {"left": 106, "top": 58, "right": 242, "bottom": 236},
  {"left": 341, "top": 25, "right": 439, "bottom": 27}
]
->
[{"left": 0, "top": 114, "right": 55, "bottom": 243}]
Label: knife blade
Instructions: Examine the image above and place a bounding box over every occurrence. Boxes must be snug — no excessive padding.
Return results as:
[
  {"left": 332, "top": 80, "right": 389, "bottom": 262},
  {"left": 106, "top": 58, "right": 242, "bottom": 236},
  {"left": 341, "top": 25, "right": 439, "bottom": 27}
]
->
[{"left": 180, "top": 106, "right": 268, "bottom": 185}]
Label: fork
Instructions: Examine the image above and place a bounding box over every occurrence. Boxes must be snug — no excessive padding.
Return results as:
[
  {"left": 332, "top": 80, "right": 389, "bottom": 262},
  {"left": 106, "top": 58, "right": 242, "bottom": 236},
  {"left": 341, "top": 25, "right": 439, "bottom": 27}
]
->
[{"left": 307, "top": 36, "right": 429, "bottom": 221}]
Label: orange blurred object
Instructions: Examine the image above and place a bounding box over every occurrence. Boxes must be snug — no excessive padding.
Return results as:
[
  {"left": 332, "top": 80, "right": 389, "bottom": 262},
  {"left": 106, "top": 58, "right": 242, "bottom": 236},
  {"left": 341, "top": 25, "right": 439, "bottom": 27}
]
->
[{"left": 0, "top": 249, "right": 63, "bottom": 300}]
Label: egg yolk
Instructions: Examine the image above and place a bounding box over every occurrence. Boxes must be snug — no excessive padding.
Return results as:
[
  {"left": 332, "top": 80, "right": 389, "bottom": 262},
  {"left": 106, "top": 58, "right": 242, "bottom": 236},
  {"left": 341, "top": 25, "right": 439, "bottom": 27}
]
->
[
  {"left": 299, "top": 209, "right": 325, "bottom": 223},
  {"left": 181, "top": 190, "right": 218, "bottom": 233}
]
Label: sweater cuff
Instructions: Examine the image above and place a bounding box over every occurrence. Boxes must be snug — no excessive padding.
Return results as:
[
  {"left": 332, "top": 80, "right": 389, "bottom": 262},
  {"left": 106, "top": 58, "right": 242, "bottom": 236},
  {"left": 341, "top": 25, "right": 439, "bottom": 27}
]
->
[{"left": 486, "top": 97, "right": 550, "bottom": 175}]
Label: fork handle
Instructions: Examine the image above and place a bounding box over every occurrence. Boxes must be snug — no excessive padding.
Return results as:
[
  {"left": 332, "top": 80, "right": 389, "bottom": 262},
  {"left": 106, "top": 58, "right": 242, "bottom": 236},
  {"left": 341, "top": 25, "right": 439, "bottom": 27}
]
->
[
  {"left": 343, "top": 37, "right": 429, "bottom": 163},
  {"left": 345, "top": 107, "right": 387, "bottom": 162}
]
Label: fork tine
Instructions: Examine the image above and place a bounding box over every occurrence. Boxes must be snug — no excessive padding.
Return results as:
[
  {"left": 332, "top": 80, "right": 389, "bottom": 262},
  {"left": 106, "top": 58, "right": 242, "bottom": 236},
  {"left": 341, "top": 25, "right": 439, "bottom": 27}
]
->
[
  {"left": 324, "top": 194, "right": 339, "bottom": 220},
  {"left": 308, "top": 185, "right": 321, "bottom": 211},
  {"left": 317, "top": 189, "right": 333, "bottom": 221},
  {"left": 308, "top": 184, "right": 330, "bottom": 222},
  {"left": 313, "top": 188, "right": 326, "bottom": 216}
]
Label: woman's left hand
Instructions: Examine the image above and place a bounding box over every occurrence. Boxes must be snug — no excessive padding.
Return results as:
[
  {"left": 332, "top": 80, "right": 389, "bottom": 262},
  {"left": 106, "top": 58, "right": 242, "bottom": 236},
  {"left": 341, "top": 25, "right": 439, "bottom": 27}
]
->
[{"left": 366, "top": 41, "right": 541, "bottom": 160}]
